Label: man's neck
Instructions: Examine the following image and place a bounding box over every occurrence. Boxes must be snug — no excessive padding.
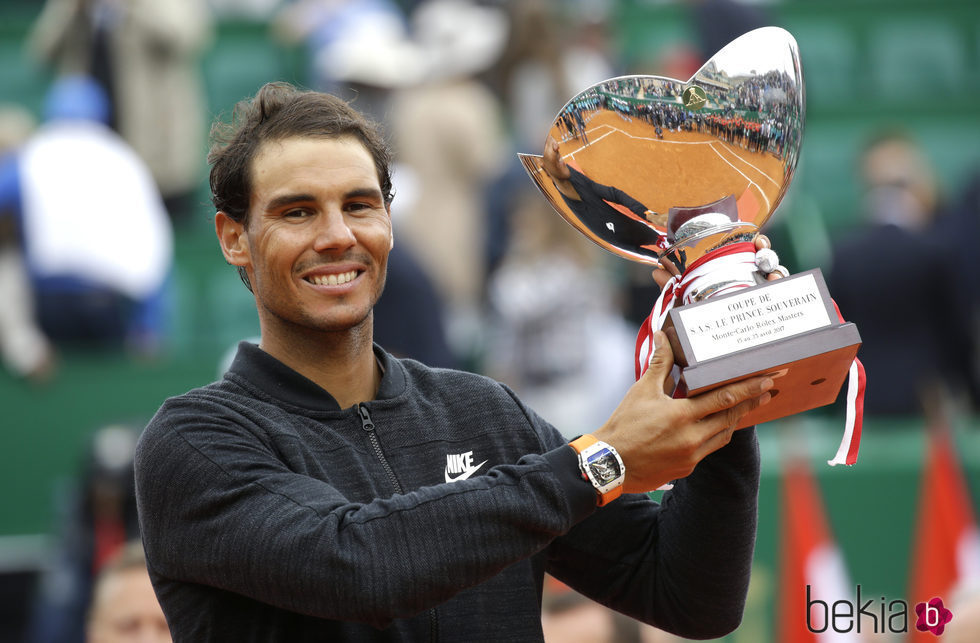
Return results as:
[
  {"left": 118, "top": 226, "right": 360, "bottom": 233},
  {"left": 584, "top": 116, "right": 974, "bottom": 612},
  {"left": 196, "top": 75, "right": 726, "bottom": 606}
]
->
[{"left": 257, "top": 321, "right": 381, "bottom": 409}]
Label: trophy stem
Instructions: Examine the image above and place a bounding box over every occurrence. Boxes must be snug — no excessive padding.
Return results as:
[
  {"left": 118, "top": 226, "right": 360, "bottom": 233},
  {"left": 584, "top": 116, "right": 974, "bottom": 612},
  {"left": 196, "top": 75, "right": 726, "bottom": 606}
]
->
[
  {"left": 659, "top": 221, "right": 759, "bottom": 275},
  {"left": 667, "top": 241, "right": 760, "bottom": 304}
]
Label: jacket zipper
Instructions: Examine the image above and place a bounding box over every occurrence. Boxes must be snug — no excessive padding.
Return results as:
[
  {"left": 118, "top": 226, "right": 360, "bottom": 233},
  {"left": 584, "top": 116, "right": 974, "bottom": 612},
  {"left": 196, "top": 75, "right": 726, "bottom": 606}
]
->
[
  {"left": 357, "top": 404, "right": 439, "bottom": 642},
  {"left": 358, "top": 404, "right": 402, "bottom": 494}
]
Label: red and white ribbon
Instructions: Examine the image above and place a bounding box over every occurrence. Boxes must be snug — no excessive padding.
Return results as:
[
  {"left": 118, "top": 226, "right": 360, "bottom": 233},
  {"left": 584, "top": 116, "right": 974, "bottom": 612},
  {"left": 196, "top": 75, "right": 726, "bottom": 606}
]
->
[
  {"left": 635, "top": 242, "right": 758, "bottom": 379},
  {"left": 634, "top": 243, "right": 865, "bottom": 466},
  {"left": 827, "top": 302, "right": 865, "bottom": 466}
]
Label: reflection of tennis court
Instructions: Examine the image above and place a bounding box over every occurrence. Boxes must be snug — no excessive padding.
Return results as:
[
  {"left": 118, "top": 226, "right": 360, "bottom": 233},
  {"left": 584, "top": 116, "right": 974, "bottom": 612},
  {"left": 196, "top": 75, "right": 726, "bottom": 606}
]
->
[{"left": 554, "top": 110, "right": 786, "bottom": 219}]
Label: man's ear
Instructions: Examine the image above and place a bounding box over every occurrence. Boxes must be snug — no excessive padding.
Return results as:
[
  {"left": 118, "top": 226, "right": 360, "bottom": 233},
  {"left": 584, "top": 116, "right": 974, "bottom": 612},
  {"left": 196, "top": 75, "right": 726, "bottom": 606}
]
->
[
  {"left": 215, "top": 211, "right": 250, "bottom": 268},
  {"left": 386, "top": 203, "right": 394, "bottom": 250}
]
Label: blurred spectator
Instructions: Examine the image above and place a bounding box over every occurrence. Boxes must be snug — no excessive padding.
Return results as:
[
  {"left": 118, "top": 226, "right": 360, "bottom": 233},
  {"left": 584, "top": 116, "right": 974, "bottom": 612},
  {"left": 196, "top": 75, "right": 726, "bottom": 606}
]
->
[
  {"left": 272, "top": 0, "right": 418, "bottom": 105},
  {"left": 28, "top": 0, "right": 213, "bottom": 222},
  {"left": 0, "top": 105, "right": 55, "bottom": 382},
  {"left": 482, "top": 3, "right": 634, "bottom": 427},
  {"left": 625, "top": 0, "right": 771, "bottom": 117},
  {"left": 935, "top": 167, "right": 980, "bottom": 410},
  {"left": 485, "top": 0, "right": 615, "bottom": 301},
  {"left": 684, "top": 0, "right": 770, "bottom": 65},
  {"left": 86, "top": 541, "right": 170, "bottom": 643},
  {"left": 485, "top": 188, "right": 633, "bottom": 438},
  {"left": 0, "top": 76, "right": 173, "bottom": 356},
  {"left": 827, "top": 130, "right": 978, "bottom": 416},
  {"left": 492, "top": 0, "right": 614, "bottom": 153},
  {"left": 389, "top": 0, "right": 510, "bottom": 363},
  {"left": 542, "top": 575, "right": 663, "bottom": 643},
  {"left": 27, "top": 424, "right": 142, "bottom": 643},
  {"left": 373, "top": 243, "right": 457, "bottom": 369}
]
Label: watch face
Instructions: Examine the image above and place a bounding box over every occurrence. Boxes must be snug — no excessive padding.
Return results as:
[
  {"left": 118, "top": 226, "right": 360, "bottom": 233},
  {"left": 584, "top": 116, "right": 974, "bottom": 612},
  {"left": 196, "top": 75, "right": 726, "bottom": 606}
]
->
[{"left": 587, "top": 449, "right": 622, "bottom": 485}]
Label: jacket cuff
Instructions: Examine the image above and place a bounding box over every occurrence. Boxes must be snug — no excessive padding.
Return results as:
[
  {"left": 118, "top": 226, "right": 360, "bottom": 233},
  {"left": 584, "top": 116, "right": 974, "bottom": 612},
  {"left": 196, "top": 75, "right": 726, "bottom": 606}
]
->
[{"left": 543, "top": 445, "right": 597, "bottom": 525}]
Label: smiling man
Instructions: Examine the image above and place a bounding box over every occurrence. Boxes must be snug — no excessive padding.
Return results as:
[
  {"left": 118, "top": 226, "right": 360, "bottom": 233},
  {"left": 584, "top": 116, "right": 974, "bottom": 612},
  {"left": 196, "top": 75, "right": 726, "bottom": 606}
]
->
[{"left": 134, "top": 82, "right": 774, "bottom": 642}]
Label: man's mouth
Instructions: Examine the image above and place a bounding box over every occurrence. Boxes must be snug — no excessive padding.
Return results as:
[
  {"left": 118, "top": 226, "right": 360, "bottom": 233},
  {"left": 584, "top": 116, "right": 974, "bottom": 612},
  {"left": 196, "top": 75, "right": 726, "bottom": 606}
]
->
[{"left": 305, "top": 270, "right": 359, "bottom": 286}]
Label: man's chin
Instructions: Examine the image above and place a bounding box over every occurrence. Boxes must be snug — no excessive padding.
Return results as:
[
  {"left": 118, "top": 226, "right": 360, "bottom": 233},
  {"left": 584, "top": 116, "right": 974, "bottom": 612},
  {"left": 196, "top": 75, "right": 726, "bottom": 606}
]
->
[
  {"left": 304, "top": 309, "right": 374, "bottom": 335},
  {"left": 259, "top": 293, "right": 379, "bottom": 339}
]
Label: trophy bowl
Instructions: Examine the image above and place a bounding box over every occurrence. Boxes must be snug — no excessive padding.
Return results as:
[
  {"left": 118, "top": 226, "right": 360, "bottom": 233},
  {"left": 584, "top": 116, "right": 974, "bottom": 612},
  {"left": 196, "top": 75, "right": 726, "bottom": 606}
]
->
[
  {"left": 519, "top": 27, "right": 863, "bottom": 437},
  {"left": 518, "top": 26, "right": 803, "bottom": 272}
]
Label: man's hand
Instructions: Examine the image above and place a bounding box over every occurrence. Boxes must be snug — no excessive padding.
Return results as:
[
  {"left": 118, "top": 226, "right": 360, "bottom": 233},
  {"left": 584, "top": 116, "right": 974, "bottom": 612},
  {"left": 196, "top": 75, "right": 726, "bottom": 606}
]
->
[
  {"left": 593, "top": 330, "right": 773, "bottom": 493},
  {"left": 541, "top": 137, "right": 581, "bottom": 200}
]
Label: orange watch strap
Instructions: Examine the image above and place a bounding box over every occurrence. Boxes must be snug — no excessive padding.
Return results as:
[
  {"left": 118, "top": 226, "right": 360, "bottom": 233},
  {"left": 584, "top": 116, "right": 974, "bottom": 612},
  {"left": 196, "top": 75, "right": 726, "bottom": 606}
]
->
[
  {"left": 598, "top": 484, "right": 623, "bottom": 506},
  {"left": 569, "top": 434, "right": 598, "bottom": 453}
]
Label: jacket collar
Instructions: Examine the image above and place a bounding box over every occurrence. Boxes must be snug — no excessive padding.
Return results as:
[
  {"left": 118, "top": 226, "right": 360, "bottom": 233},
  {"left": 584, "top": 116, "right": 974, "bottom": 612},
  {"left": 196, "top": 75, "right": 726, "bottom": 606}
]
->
[{"left": 226, "top": 341, "right": 406, "bottom": 411}]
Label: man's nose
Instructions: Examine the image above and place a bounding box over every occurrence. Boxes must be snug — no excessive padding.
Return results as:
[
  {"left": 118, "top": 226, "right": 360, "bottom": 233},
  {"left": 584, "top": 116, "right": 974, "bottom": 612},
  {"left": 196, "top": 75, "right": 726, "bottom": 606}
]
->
[{"left": 312, "top": 209, "right": 356, "bottom": 252}]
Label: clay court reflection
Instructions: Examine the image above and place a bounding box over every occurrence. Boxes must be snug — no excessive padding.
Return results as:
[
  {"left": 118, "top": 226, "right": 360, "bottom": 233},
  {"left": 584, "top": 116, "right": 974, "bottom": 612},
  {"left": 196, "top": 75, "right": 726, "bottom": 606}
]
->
[{"left": 519, "top": 26, "right": 804, "bottom": 270}]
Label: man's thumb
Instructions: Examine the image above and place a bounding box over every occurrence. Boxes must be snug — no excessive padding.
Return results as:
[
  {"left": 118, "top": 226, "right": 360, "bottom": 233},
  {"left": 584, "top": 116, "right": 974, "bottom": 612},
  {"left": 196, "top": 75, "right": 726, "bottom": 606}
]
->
[{"left": 643, "top": 330, "right": 675, "bottom": 383}]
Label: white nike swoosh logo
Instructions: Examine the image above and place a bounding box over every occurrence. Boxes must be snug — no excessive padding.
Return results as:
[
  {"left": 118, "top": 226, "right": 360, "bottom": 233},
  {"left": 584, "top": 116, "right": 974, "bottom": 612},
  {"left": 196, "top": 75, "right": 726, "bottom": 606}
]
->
[{"left": 445, "top": 460, "right": 488, "bottom": 483}]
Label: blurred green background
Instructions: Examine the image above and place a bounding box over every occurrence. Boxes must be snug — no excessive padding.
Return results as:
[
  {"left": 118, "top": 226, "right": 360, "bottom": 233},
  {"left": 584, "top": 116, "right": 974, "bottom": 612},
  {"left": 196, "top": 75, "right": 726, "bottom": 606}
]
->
[{"left": 0, "top": 0, "right": 978, "bottom": 641}]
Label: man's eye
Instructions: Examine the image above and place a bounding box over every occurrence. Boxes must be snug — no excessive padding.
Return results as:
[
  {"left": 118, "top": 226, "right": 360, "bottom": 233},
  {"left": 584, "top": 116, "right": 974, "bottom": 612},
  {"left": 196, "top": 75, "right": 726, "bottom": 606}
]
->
[
  {"left": 284, "top": 209, "right": 311, "bottom": 218},
  {"left": 347, "top": 202, "right": 383, "bottom": 216}
]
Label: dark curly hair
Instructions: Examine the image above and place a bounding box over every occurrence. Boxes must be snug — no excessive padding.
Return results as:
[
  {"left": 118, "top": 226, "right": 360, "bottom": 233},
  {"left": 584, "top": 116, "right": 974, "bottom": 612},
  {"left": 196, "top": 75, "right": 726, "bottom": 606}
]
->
[{"left": 208, "top": 82, "right": 394, "bottom": 290}]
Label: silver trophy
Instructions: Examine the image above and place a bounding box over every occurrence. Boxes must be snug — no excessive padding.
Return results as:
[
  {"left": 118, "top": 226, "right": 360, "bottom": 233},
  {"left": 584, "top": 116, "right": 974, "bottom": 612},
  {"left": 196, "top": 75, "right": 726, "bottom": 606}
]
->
[{"left": 520, "top": 27, "right": 861, "bottom": 429}]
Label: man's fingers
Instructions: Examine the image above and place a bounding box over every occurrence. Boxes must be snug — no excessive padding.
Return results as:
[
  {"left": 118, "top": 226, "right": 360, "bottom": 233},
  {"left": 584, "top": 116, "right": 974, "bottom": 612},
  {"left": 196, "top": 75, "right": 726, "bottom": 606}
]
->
[
  {"left": 659, "top": 257, "right": 681, "bottom": 277},
  {"left": 652, "top": 267, "right": 671, "bottom": 288},
  {"left": 687, "top": 376, "right": 773, "bottom": 420},
  {"left": 694, "top": 392, "right": 770, "bottom": 458},
  {"left": 651, "top": 256, "right": 681, "bottom": 288},
  {"left": 701, "top": 391, "right": 770, "bottom": 433},
  {"left": 542, "top": 137, "right": 570, "bottom": 180},
  {"left": 542, "top": 138, "right": 558, "bottom": 171},
  {"left": 766, "top": 266, "right": 790, "bottom": 281}
]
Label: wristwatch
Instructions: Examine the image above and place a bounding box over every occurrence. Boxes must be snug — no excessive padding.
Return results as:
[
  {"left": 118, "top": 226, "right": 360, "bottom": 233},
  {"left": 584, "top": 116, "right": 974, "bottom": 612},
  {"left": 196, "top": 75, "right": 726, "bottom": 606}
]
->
[{"left": 569, "top": 434, "right": 625, "bottom": 506}]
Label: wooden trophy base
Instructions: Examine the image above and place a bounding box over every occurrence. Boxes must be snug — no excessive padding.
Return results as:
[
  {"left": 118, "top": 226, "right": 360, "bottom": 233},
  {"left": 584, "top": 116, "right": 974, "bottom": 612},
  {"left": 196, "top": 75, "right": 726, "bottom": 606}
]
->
[{"left": 661, "top": 269, "right": 861, "bottom": 428}]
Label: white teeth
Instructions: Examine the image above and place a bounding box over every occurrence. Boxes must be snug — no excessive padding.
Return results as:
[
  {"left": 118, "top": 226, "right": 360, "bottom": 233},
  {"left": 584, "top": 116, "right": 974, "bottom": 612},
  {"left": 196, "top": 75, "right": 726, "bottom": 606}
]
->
[{"left": 309, "top": 270, "right": 357, "bottom": 286}]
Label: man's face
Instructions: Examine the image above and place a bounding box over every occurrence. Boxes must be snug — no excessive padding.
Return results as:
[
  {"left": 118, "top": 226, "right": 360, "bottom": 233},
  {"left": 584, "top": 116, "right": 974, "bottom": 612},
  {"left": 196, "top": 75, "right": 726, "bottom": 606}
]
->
[
  {"left": 87, "top": 568, "right": 170, "bottom": 643},
  {"left": 861, "top": 139, "right": 936, "bottom": 219},
  {"left": 222, "top": 135, "right": 392, "bottom": 337}
]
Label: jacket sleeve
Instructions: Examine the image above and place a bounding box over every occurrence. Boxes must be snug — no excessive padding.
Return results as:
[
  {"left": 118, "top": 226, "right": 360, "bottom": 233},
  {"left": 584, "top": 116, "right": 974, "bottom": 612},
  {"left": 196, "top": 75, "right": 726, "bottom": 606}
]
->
[
  {"left": 547, "top": 426, "right": 761, "bottom": 640},
  {"left": 134, "top": 395, "right": 596, "bottom": 629},
  {"left": 567, "top": 168, "right": 651, "bottom": 218}
]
